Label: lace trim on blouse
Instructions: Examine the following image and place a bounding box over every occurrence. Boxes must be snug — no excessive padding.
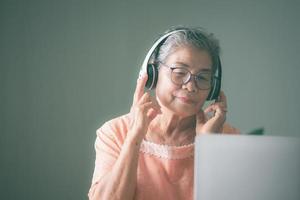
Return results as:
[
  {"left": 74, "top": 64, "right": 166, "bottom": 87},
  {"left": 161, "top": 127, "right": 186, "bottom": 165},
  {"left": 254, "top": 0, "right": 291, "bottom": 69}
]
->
[{"left": 139, "top": 139, "right": 194, "bottom": 160}]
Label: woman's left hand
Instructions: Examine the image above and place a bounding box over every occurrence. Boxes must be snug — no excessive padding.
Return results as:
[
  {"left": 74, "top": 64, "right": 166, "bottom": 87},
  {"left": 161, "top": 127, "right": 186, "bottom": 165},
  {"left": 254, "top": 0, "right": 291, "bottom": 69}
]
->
[{"left": 196, "top": 91, "right": 227, "bottom": 134}]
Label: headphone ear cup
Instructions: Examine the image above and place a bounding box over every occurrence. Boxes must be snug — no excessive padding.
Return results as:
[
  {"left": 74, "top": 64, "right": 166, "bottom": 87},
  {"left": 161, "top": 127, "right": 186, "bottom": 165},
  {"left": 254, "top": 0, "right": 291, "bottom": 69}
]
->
[
  {"left": 145, "top": 64, "right": 159, "bottom": 90},
  {"left": 206, "top": 57, "right": 222, "bottom": 101},
  {"left": 206, "top": 79, "right": 215, "bottom": 101},
  {"left": 206, "top": 78, "right": 221, "bottom": 101}
]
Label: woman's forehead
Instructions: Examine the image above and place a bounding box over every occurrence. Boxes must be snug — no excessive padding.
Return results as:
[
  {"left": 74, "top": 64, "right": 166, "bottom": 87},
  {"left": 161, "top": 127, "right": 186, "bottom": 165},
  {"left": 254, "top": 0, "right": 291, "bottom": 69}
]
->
[
  {"left": 173, "top": 61, "right": 212, "bottom": 72},
  {"left": 165, "top": 46, "right": 213, "bottom": 70}
]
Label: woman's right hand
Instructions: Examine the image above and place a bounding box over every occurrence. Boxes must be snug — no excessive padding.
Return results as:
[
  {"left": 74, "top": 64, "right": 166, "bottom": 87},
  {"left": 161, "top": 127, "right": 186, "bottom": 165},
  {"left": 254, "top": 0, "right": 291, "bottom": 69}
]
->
[{"left": 129, "top": 74, "right": 161, "bottom": 142}]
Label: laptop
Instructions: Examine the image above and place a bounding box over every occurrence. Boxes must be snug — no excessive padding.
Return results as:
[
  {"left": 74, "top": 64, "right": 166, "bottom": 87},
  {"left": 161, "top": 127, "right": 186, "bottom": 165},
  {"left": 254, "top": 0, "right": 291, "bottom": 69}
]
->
[{"left": 194, "top": 134, "right": 300, "bottom": 200}]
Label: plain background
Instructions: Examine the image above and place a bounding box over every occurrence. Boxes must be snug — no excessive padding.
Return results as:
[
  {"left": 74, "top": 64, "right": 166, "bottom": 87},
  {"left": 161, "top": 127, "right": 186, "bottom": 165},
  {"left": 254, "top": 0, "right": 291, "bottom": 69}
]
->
[{"left": 1, "top": 0, "right": 299, "bottom": 199}]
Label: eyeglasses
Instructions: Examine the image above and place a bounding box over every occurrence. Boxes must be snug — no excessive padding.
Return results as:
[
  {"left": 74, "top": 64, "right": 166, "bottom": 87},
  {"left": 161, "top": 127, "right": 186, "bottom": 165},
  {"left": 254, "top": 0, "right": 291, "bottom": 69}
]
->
[{"left": 158, "top": 61, "right": 212, "bottom": 90}]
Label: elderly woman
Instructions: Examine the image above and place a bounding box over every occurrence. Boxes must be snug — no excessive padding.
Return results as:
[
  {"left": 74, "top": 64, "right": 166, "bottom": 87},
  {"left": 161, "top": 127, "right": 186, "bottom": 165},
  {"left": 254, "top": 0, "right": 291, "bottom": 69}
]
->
[{"left": 88, "top": 27, "right": 239, "bottom": 200}]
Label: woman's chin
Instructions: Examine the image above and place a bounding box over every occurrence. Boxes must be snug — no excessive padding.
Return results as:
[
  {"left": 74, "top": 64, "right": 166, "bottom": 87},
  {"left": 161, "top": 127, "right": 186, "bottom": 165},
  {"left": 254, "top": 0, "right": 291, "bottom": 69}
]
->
[
  {"left": 170, "top": 107, "right": 198, "bottom": 118},
  {"left": 158, "top": 98, "right": 202, "bottom": 117},
  {"left": 175, "top": 104, "right": 200, "bottom": 116}
]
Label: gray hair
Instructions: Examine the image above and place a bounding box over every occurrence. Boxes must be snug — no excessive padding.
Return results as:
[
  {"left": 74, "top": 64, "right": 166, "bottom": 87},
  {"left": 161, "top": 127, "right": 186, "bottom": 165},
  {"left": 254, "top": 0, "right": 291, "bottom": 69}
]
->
[{"left": 152, "top": 26, "right": 220, "bottom": 72}]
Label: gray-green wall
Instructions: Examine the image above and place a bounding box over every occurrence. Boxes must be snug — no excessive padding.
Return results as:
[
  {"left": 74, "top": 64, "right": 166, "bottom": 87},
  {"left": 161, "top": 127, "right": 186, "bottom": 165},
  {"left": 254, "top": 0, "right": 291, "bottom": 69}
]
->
[{"left": 1, "top": 0, "right": 299, "bottom": 199}]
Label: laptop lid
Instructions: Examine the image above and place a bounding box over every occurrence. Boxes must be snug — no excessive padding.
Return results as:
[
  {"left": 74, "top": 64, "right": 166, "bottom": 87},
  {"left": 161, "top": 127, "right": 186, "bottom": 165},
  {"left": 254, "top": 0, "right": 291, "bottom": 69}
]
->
[{"left": 194, "top": 134, "right": 300, "bottom": 200}]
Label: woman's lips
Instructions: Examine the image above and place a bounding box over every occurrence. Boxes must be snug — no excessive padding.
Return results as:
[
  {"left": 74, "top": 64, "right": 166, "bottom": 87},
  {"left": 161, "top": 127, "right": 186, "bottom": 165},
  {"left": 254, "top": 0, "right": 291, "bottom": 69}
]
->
[{"left": 176, "top": 96, "right": 195, "bottom": 104}]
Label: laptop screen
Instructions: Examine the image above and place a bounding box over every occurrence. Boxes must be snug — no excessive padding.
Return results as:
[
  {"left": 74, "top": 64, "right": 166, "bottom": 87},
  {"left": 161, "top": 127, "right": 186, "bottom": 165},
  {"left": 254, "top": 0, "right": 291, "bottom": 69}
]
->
[{"left": 194, "top": 134, "right": 300, "bottom": 200}]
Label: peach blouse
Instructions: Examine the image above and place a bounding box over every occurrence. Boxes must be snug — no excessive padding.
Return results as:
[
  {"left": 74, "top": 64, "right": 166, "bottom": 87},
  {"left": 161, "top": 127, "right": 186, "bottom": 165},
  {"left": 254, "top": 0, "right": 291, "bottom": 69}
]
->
[{"left": 88, "top": 113, "right": 239, "bottom": 200}]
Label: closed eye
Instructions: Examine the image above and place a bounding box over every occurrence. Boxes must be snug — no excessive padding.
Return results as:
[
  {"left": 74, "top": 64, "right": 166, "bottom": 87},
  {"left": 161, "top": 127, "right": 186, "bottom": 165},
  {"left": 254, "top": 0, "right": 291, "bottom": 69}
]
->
[{"left": 196, "top": 74, "right": 211, "bottom": 81}]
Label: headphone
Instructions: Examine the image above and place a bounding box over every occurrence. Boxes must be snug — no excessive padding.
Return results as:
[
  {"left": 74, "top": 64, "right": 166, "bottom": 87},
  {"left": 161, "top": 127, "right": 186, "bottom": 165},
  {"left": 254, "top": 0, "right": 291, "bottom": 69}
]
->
[{"left": 139, "top": 29, "right": 222, "bottom": 101}]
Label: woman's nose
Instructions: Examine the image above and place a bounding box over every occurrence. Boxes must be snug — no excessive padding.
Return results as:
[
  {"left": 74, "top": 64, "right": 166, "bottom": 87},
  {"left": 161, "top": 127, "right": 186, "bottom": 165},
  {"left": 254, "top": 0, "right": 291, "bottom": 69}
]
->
[{"left": 182, "top": 76, "right": 197, "bottom": 92}]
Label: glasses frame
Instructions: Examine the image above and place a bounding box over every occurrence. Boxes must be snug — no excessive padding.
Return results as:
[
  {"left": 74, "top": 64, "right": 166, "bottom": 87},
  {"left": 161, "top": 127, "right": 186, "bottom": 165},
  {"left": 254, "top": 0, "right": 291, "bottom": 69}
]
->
[{"left": 157, "top": 61, "right": 213, "bottom": 90}]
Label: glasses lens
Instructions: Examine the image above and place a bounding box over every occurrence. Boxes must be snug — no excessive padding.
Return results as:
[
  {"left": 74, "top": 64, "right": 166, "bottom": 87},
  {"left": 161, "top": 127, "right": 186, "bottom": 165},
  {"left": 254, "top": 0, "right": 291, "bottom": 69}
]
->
[
  {"left": 169, "top": 65, "right": 212, "bottom": 90},
  {"left": 195, "top": 73, "right": 212, "bottom": 89},
  {"left": 171, "top": 68, "right": 190, "bottom": 85}
]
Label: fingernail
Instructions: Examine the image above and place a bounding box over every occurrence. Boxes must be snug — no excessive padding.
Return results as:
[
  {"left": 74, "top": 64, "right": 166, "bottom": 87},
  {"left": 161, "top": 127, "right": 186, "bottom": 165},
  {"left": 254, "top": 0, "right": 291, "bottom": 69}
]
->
[
  {"left": 138, "top": 73, "right": 147, "bottom": 80},
  {"left": 137, "top": 75, "right": 143, "bottom": 82},
  {"left": 138, "top": 73, "right": 143, "bottom": 79}
]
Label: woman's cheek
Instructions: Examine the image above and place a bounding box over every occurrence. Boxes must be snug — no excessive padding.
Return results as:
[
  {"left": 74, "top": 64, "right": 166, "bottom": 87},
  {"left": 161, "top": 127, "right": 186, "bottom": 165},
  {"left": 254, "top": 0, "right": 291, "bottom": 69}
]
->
[
  {"left": 156, "top": 79, "right": 178, "bottom": 101},
  {"left": 156, "top": 87, "right": 175, "bottom": 105}
]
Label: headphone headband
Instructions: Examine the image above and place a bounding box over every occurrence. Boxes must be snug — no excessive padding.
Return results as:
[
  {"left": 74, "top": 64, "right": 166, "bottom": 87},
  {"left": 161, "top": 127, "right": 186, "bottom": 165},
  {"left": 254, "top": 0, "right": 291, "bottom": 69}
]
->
[{"left": 139, "top": 30, "right": 182, "bottom": 78}]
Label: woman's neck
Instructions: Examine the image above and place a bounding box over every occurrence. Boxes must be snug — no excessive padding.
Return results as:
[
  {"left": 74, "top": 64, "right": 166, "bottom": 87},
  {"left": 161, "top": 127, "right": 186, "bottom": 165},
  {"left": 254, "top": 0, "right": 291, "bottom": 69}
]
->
[{"left": 146, "top": 111, "right": 199, "bottom": 146}]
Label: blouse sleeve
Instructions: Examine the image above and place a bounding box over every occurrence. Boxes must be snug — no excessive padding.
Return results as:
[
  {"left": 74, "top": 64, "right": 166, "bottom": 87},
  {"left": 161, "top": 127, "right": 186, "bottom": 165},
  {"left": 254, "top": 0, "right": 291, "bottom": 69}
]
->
[
  {"left": 88, "top": 122, "right": 122, "bottom": 197},
  {"left": 222, "top": 122, "right": 241, "bottom": 134}
]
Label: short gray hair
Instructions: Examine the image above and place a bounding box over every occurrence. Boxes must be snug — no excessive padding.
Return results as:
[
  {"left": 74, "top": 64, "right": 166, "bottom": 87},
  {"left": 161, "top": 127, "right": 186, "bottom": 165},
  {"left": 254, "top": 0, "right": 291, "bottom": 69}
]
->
[{"left": 152, "top": 26, "right": 220, "bottom": 72}]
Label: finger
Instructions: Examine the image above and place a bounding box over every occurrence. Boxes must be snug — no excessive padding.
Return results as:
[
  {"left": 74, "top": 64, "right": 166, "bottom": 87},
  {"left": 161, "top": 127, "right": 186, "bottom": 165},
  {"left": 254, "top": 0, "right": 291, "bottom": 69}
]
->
[
  {"left": 147, "top": 101, "right": 161, "bottom": 114},
  {"left": 204, "top": 103, "right": 227, "bottom": 117},
  {"left": 147, "top": 108, "right": 159, "bottom": 121},
  {"left": 136, "top": 93, "right": 162, "bottom": 116},
  {"left": 151, "top": 103, "right": 162, "bottom": 114},
  {"left": 134, "top": 74, "right": 147, "bottom": 103},
  {"left": 204, "top": 101, "right": 220, "bottom": 112},
  {"left": 149, "top": 95, "right": 161, "bottom": 113},
  {"left": 140, "top": 101, "right": 153, "bottom": 110},
  {"left": 211, "top": 102, "right": 227, "bottom": 110},
  {"left": 133, "top": 74, "right": 148, "bottom": 103},
  {"left": 139, "top": 92, "right": 151, "bottom": 104},
  {"left": 206, "top": 103, "right": 227, "bottom": 112},
  {"left": 217, "top": 91, "right": 227, "bottom": 108},
  {"left": 204, "top": 105, "right": 216, "bottom": 119},
  {"left": 196, "top": 109, "right": 206, "bottom": 124},
  {"left": 140, "top": 101, "right": 160, "bottom": 115}
]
